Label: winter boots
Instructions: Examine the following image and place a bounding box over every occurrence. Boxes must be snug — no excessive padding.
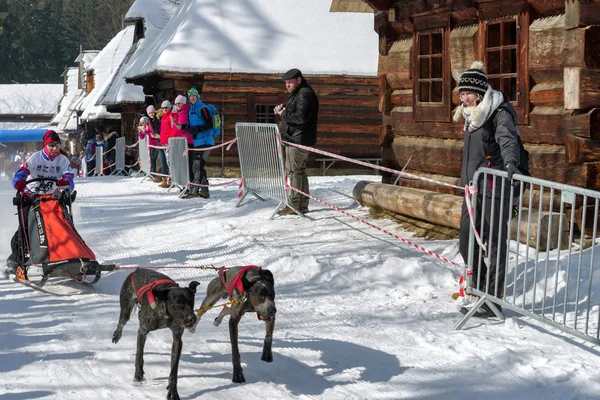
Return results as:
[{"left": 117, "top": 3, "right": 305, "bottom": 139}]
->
[{"left": 158, "top": 178, "right": 170, "bottom": 188}]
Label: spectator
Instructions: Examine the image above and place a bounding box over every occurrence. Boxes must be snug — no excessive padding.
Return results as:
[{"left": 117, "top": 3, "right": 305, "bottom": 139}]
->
[
  {"left": 85, "top": 136, "right": 97, "bottom": 176},
  {"left": 158, "top": 100, "right": 173, "bottom": 188},
  {"left": 4, "top": 130, "right": 74, "bottom": 275},
  {"left": 171, "top": 95, "right": 194, "bottom": 190},
  {"left": 137, "top": 116, "right": 159, "bottom": 178},
  {"left": 181, "top": 86, "right": 213, "bottom": 199},
  {"left": 70, "top": 152, "right": 82, "bottom": 177},
  {"left": 455, "top": 61, "right": 522, "bottom": 318},
  {"left": 146, "top": 105, "right": 163, "bottom": 183},
  {"left": 274, "top": 68, "right": 319, "bottom": 215},
  {"left": 103, "top": 131, "right": 118, "bottom": 174}
]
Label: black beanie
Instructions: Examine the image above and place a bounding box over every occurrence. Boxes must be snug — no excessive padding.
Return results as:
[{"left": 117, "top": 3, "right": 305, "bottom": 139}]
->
[{"left": 457, "top": 61, "right": 488, "bottom": 97}]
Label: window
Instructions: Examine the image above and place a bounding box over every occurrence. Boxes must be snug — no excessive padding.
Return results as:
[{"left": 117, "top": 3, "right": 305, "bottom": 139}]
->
[
  {"left": 486, "top": 20, "right": 517, "bottom": 101},
  {"left": 413, "top": 25, "right": 451, "bottom": 122},
  {"left": 86, "top": 71, "right": 95, "bottom": 94},
  {"left": 417, "top": 31, "right": 444, "bottom": 103},
  {"left": 247, "top": 94, "right": 287, "bottom": 123},
  {"left": 483, "top": 15, "right": 529, "bottom": 123},
  {"left": 255, "top": 103, "right": 277, "bottom": 124}
]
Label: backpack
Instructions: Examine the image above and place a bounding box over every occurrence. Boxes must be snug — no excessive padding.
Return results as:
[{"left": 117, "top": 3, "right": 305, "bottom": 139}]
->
[{"left": 202, "top": 104, "right": 221, "bottom": 138}]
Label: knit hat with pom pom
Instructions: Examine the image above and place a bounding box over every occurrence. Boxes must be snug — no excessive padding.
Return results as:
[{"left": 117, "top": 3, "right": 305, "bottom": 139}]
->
[{"left": 457, "top": 61, "right": 489, "bottom": 97}]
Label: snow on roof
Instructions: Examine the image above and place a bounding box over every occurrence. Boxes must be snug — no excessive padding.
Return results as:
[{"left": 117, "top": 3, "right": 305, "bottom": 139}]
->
[
  {"left": 0, "top": 84, "right": 63, "bottom": 115},
  {"left": 75, "top": 50, "right": 100, "bottom": 65},
  {"left": 99, "top": 0, "right": 181, "bottom": 106},
  {"left": 50, "top": 68, "right": 79, "bottom": 128},
  {"left": 124, "top": 0, "right": 378, "bottom": 80},
  {"left": 78, "top": 25, "right": 136, "bottom": 120}
]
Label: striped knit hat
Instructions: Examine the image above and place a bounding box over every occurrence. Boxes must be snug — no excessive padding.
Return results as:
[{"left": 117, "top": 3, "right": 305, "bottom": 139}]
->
[{"left": 457, "top": 61, "right": 488, "bottom": 97}]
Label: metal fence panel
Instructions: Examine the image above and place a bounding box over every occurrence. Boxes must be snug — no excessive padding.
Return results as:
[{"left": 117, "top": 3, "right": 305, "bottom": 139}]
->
[
  {"left": 138, "top": 136, "right": 150, "bottom": 176},
  {"left": 235, "top": 123, "right": 289, "bottom": 216},
  {"left": 95, "top": 145, "right": 104, "bottom": 176},
  {"left": 168, "top": 137, "right": 189, "bottom": 190},
  {"left": 111, "top": 137, "right": 127, "bottom": 176},
  {"left": 455, "top": 167, "right": 600, "bottom": 344}
]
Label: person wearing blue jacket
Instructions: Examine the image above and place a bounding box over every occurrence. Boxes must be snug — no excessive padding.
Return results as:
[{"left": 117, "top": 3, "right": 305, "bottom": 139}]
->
[{"left": 181, "top": 86, "right": 215, "bottom": 199}]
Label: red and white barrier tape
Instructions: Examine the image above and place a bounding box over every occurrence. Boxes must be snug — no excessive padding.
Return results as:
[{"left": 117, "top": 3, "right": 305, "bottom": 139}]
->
[
  {"left": 283, "top": 141, "right": 465, "bottom": 192},
  {"left": 184, "top": 138, "right": 237, "bottom": 156},
  {"left": 287, "top": 185, "right": 464, "bottom": 268}
]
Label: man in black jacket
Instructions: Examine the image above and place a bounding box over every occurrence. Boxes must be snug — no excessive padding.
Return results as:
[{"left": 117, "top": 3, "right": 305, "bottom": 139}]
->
[{"left": 275, "top": 68, "right": 319, "bottom": 215}]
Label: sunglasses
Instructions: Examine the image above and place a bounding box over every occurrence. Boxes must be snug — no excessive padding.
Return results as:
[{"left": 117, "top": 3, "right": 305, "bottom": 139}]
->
[{"left": 47, "top": 143, "right": 61, "bottom": 148}]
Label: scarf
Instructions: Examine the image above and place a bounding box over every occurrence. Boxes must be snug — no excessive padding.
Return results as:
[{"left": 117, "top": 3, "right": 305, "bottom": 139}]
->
[{"left": 453, "top": 85, "right": 504, "bottom": 132}]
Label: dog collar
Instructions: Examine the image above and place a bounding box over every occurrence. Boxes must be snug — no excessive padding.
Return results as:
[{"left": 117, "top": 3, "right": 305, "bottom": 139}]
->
[
  {"left": 219, "top": 265, "right": 261, "bottom": 296},
  {"left": 131, "top": 274, "right": 178, "bottom": 309}
]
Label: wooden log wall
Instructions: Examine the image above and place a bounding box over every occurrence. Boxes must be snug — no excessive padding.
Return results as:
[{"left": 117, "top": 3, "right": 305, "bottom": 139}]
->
[
  {"left": 141, "top": 72, "right": 381, "bottom": 170},
  {"left": 376, "top": 0, "right": 600, "bottom": 191}
]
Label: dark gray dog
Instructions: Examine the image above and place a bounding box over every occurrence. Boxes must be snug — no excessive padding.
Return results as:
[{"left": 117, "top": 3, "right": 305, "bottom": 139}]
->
[
  {"left": 112, "top": 269, "right": 199, "bottom": 400},
  {"left": 195, "top": 266, "right": 276, "bottom": 383}
]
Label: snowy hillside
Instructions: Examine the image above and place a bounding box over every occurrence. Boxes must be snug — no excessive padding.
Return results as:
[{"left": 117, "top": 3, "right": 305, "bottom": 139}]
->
[{"left": 1, "top": 175, "right": 599, "bottom": 399}]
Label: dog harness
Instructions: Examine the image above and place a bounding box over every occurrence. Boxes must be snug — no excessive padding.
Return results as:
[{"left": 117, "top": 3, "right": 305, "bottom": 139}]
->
[
  {"left": 130, "top": 273, "right": 178, "bottom": 310},
  {"left": 219, "top": 265, "right": 261, "bottom": 296}
]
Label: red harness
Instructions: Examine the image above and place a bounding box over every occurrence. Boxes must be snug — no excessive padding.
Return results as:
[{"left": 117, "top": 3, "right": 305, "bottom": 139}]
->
[
  {"left": 130, "top": 273, "right": 177, "bottom": 310},
  {"left": 218, "top": 265, "right": 261, "bottom": 296}
]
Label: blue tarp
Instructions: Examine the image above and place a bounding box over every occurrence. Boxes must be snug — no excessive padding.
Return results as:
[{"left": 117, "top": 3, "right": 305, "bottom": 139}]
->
[{"left": 0, "top": 129, "right": 46, "bottom": 144}]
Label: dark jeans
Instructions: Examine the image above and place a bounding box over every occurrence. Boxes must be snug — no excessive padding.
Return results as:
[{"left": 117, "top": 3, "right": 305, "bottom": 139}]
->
[
  {"left": 459, "top": 196, "right": 511, "bottom": 298},
  {"left": 86, "top": 160, "right": 95, "bottom": 176},
  {"left": 158, "top": 148, "right": 169, "bottom": 175},
  {"left": 189, "top": 146, "right": 210, "bottom": 195},
  {"left": 149, "top": 148, "right": 158, "bottom": 173},
  {"left": 7, "top": 203, "right": 30, "bottom": 268},
  {"left": 285, "top": 146, "right": 310, "bottom": 210}
]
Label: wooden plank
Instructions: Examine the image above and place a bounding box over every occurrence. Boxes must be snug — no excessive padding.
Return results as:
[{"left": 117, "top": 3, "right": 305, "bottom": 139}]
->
[
  {"left": 529, "top": 15, "right": 565, "bottom": 72},
  {"left": 477, "top": 0, "right": 525, "bottom": 19},
  {"left": 378, "top": 38, "right": 412, "bottom": 89},
  {"left": 565, "top": 134, "right": 600, "bottom": 163},
  {"left": 565, "top": 0, "right": 600, "bottom": 29},
  {"left": 530, "top": 83, "right": 564, "bottom": 107},
  {"left": 386, "top": 136, "right": 596, "bottom": 187},
  {"left": 563, "top": 108, "right": 600, "bottom": 139},
  {"left": 564, "top": 68, "right": 600, "bottom": 110},
  {"left": 449, "top": 24, "right": 479, "bottom": 84},
  {"left": 564, "top": 26, "right": 600, "bottom": 69},
  {"left": 528, "top": 0, "right": 565, "bottom": 14}
]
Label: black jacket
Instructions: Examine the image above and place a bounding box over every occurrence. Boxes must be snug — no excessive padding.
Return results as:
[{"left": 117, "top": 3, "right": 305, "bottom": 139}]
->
[
  {"left": 460, "top": 101, "right": 521, "bottom": 195},
  {"left": 280, "top": 80, "right": 319, "bottom": 146}
]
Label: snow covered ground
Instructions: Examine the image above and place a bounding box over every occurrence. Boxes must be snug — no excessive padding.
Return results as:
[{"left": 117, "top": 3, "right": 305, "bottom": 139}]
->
[{"left": 1, "top": 174, "right": 599, "bottom": 400}]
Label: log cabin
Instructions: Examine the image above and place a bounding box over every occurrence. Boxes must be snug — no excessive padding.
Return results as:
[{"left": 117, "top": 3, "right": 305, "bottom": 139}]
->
[
  {"left": 122, "top": 0, "right": 381, "bottom": 171},
  {"left": 365, "top": 0, "right": 600, "bottom": 192}
]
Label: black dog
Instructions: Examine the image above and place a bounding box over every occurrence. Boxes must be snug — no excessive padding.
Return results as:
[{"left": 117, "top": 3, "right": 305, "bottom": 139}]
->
[
  {"left": 195, "top": 266, "right": 276, "bottom": 383},
  {"left": 112, "top": 269, "right": 199, "bottom": 400}
]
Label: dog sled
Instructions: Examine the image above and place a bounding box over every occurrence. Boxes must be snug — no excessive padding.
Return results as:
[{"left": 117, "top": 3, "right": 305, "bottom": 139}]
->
[{"left": 7, "top": 177, "right": 115, "bottom": 291}]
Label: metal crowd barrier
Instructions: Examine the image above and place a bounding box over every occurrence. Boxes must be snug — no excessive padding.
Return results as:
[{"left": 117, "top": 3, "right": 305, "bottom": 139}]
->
[
  {"left": 138, "top": 136, "right": 151, "bottom": 177},
  {"left": 110, "top": 137, "right": 128, "bottom": 176},
  {"left": 95, "top": 145, "right": 104, "bottom": 176},
  {"left": 168, "top": 137, "right": 189, "bottom": 190},
  {"left": 455, "top": 167, "right": 600, "bottom": 345},
  {"left": 235, "top": 123, "right": 290, "bottom": 219}
]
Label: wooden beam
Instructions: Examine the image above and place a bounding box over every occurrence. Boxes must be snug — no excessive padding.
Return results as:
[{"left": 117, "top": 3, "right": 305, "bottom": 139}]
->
[
  {"left": 476, "top": 0, "right": 525, "bottom": 19},
  {"left": 564, "top": 26, "right": 600, "bottom": 69},
  {"left": 529, "top": 15, "right": 565, "bottom": 73},
  {"left": 563, "top": 108, "right": 600, "bottom": 139},
  {"left": 353, "top": 182, "right": 463, "bottom": 229},
  {"left": 564, "top": 68, "right": 600, "bottom": 110},
  {"left": 565, "top": 0, "right": 600, "bottom": 29},
  {"left": 565, "top": 134, "right": 600, "bottom": 163},
  {"left": 378, "top": 74, "right": 392, "bottom": 115},
  {"left": 530, "top": 83, "right": 564, "bottom": 107}
]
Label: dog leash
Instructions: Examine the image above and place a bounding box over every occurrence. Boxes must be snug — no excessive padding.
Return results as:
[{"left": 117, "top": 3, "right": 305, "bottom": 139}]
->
[{"left": 194, "top": 298, "right": 243, "bottom": 314}]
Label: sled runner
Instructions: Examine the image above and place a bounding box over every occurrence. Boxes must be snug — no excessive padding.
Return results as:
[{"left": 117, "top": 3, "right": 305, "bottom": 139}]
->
[{"left": 7, "top": 177, "right": 115, "bottom": 290}]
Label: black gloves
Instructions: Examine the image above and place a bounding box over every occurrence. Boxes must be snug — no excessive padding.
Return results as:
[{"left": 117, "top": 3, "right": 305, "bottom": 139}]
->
[{"left": 506, "top": 163, "right": 521, "bottom": 183}]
